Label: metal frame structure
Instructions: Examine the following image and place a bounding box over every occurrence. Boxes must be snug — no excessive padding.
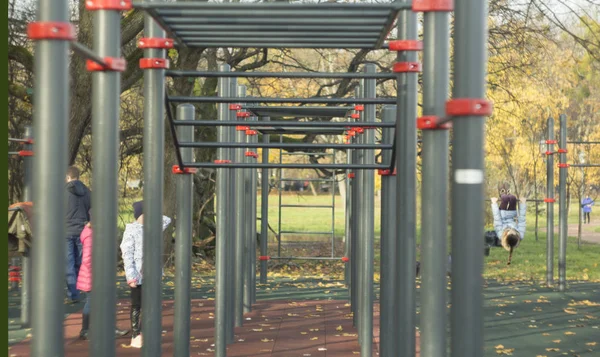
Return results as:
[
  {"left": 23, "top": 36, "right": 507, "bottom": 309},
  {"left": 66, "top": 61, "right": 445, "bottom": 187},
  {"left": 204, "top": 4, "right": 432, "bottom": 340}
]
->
[{"left": 27, "top": 1, "right": 492, "bottom": 357}]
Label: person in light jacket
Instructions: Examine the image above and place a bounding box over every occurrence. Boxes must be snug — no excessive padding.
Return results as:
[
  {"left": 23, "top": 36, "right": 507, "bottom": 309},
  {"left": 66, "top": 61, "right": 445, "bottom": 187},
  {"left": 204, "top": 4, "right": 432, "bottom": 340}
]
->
[
  {"left": 582, "top": 195, "right": 594, "bottom": 224},
  {"left": 119, "top": 201, "right": 171, "bottom": 348},
  {"left": 491, "top": 195, "right": 527, "bottom": 265}
]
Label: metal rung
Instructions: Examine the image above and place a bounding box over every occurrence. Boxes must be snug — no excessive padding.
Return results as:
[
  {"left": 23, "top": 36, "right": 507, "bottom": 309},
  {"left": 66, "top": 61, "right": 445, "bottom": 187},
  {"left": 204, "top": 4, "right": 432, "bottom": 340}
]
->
[
  {"left": 280, "top": 231, "right": 334, "bottom": 235},
  {"left": 269, "top": 256, "right": 343, "bottom": 261},
  {"left": 280, "top": 178, "right": 334, "bottom": 182},
  {"left": 282, "top": 152, "right": 334, "bottom": 156},
  {"left": 280, "top": 204, "right": 333, "bottom": 208}
]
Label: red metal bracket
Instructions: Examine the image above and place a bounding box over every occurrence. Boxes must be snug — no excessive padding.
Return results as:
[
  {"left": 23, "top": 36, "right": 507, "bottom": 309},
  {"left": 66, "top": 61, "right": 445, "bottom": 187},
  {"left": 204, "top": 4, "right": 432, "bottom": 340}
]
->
[
  {"left": 341, "top": 257, "right": 350, "bottom": 263},
  {"left": 214, "top": 160, "right": 231, "bottom": 164},
  {"left": 245, "top": 152, "right": 258, "bottom": 158},
  {"left": 393, "top": 62, "right": 422, "bottom": 73},
  {"left": 347, "top": 130, "right": 356, "bottom": 137},
  {"left": 545, "top": 140, "right": 557, "bottom": 145},
  {"left": 229, "top": 104, "right": 242, "bottom": 111},
  {"left": 86, "top": 57, "right": 126, "bottom": 72},
  {"left": 27, "top": 22, "right": 75, "bottom": 41},
  {"left": 353, "top": 127, "right": 365, "bottom": 134},
  {"left": 557, "top": 148, "right": 568, "bottom": 154},
  {"left": 557, "top": 163, "right": 570, "bottom": 168},
  {"left": 388, "top": 40, "right": 423, "bottom": 51},
  {"left": 354, "top": 105, "right": 365, "bottom": 111},
  {"left": 139, "top": 58, "right": 169, "bottom": 69},
  {"left": 348, "top": 173, "right": 355, "bottom": 179},
  {"left": 18, "top": 150, "right": 34, "bottom": 157},
  {"left": 545, "top": 151, "right": 554, "bottom": 156},
  {"left": 20, "top": 139, "right": 34, "bottom": 145},
  {"left": 236, "top": 111, "right": 251, "bottom": 118},
  {"left": 259, "top": 256, "right": 271, "bottom": 261},
  {"left": 86, "top": 0, "right": 133, "bottom": 11},
  {"left": 412, "top": 0, "right": 454, "bottom": 12},
  {"left": 246, "top": 130, "right": 258, "bottom": 136},
  {"left": 446, "top": 98, "right": 493, "bottom": 116},
  {"left": 350, "top": 113, "right": 360, "bottom": 119},
  {"left": 172, "top": 165, "right": 198, "bottom": 174},
  {"left": 236, "top": 125, "right": 250, "bottom": 131},
  {"left": 417, "top": 116, "right": 451, "bottom": 130},
  {"left": 544, "top": 198, "right": 556, "bottom": 203},
  {"left": 378, "top": 168, "right": 397, "bottom": 176},
  {"left": 138, "top": 38, "right": 174, "bottom": 49}
]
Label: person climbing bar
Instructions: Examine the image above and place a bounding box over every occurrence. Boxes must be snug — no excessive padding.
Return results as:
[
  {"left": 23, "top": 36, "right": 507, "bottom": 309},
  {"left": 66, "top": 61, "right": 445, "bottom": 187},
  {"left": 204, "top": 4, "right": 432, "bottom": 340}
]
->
[{"left": 491, "top": 194, "right": 527, "bottom": 265}]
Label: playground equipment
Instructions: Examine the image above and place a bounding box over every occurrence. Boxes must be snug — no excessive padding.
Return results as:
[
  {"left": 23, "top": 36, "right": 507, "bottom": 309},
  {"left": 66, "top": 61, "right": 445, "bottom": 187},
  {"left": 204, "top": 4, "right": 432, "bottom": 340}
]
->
[
  {"left": 544, "top": 114, "right": 599, "bottom": 291},
  {"left": 26, "top": 1, "right": 491, "bottom": 357}
]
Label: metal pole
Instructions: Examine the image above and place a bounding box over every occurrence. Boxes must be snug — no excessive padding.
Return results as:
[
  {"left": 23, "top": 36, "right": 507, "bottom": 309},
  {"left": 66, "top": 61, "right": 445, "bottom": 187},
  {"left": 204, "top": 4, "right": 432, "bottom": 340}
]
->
[
  {"left": 546, "top": 117, "right": 555, "bottom": 287},
  {"left": 234, "top": 86, "right": 246, "bottom": 326},
  {"left": 174, "top": 104, "right": 195, "bottom": 357},
  {"left": 250, "top": 121, "right": 259, "bottom": 305},
  {"left": 344, "top": 119, "right": 352, "bottom": 286},
  {"left": 350, "top": 86, "right": 361, "bottom": 328},
  {"left": 379, "top": 105, "right": 398, "bottom": 357},
  {"left": 90, "top": 4, "right": 122, "bottom": 355},
  {"left": 215, "top": 64, "right": 231, "bottom": 357},
  {"left": 260, "top": 117, "right": 270, "bottom": 284},
  {"left": 226, "top": 77, "right": 237, "bottom": 344},
  {"left": 142, "top": 4, "right": 167, "bottom": 355},
  {"left": 30, "top": 0, "right": 69, "bottom": 354},
  {"left": 396, "top": 8, "right": 418, "bottom": 357},
  {"left": 558, "top": 114, "right": 568, "bottom": 292},
  {"left": 450, "top": 0, "right": 489, "bottom": 356},
  {"left": 420, "top": 8, "right": 451, "bottom": 357},
  {"left": 21, "top": 126, "right": 33, "bottom": 327}
]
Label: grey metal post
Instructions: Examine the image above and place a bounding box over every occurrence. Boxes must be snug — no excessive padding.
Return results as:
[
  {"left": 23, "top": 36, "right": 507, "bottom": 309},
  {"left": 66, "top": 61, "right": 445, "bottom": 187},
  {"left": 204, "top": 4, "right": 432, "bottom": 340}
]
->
[
  {"left": 21, "top": 125, "right": 33, "bottom": 327},
  {"left": 379, "top": 105, "right": 398, "bottom": 357},
  {"left": 421, "top": 8, "right": 451, "bottom": 357},
  {"left": 546, "top": 117, "right": 555, "bottom": 287},
  {"left": 344, "top": 118, "right": 352, "bottom": 286},
  {"left": 31, "top": 0, "right": 69, "bottom": 355},
  {"left": 234, "top": 85, "right": 247, "bottom": 325},
  {"left": 558, "top": 114, "right": 568, "bottom": 292},
  {"left": 244, "top": 128, "right": 253, "bottom": 311},
  {"left": 450, "top": 0, "right": 489, "bottom": 356},
  {"left": 174, "top": 104, "right": 195, "bottom": 357},
  {"left": 90, "top": 5, "right": 122, "bottom": 356},
  {"left": 142, "top": 5, "right": 167, "bottom": 356},
  {"left": 215, "top": 63, "right": 231, "bottom": 357},
  {"left": 396, "top": 8, "right": 418, "bottom": 357},
  {"left": 227, "top": 77, "right": 237, "bottom": 343},
  {"left": 249, "top": 120, "right": 259, "bottom": 305},
  {"left": 351, "top": 86, "right": 362, "bottom": 328},
  {"left": 260, "top": 116, "right": 270, "bottom": 284}
]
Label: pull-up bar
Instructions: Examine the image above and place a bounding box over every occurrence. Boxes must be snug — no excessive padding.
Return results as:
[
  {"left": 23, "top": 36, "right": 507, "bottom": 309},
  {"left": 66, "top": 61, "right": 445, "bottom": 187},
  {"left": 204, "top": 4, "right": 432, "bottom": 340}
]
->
[
  {"left": 178, "top": 142, "right": 392, "bottom": 150},
  {"left": 569, "top": 164, "right": 600, "bottom": 167},
  {"left": 168, "top": 96, "right": 396, "bottom": 105},
  {"left": 185, "top": 162, "right": 389, "bottom": 170},
  {"left": 165, "top": 70, "right": 396, "bottom": 79},
  {"left": 567, "top": 141, "right": 600, "bottom": 144},
  {"left": 172, "top": 120, "right": 395, "bottom": 128}
]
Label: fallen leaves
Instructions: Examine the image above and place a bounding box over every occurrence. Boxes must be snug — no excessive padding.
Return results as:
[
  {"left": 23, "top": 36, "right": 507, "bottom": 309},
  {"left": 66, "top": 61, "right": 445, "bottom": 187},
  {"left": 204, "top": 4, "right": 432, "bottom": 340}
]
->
[
  {"left": 564, "top": 331, "right": 576, "bottom": 336},
  {"left": 545, "top": 348, "right": 560, "bottom": 352},
  {"left": 586, "top": 342, "right": 597, "bottom": 346},
  {"left": 495, "top": 344, "right": 515, "bottom": 355},
  {"left": 564, "top": 308, "right": 578, "bottom": 314}
]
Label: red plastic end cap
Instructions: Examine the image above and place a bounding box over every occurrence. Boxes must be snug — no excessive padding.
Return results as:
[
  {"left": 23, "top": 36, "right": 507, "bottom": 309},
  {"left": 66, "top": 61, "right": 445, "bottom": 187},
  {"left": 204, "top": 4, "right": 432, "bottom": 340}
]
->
[
  {"left": 236, "top": 125, "right": 250, "bottom": 131},
  {"left": 446, "top": 98, "right": 493, "bottom": 117},
  {"left": 229, "top": 104, "right": 242, "bottom": 110},
  {"left": 557, "top": 148, "right": 568, "bottom": 154},
  {"left": 139, "top": 58, "right": 169, "bottom": 69},
  {"left": 354, "top": 127, "right": 365, "bottom": 134},
  {"left": 259, "top": 256, "right": 271, "bottom": 261},
  {"left": 341, "top": 257, "right": 350, "bottom": 263},
  {"left": 557, "top": 163, "right": 570, "bottom": 168},
  {"left": 24, "top": 138, "right": 34, "bottom": 145},
  {"left": 348, "top": 173, "right": 356, "bottom": 179},
  {"left": 86, "top": 57, "right": 126, "bottom": 72},
  {"left": 417, "top": 116, "right": 451, "bottom": 130},
  {"left": 544, "top": 198, "right": 556, "bottom": 203},
  {"left": 545, "top": 139, "right": 557, "bottom": 145},
  {"left": 86, "top": 0, "right": 132, "bottom": 11},
  {"left": 545, "top": 151, "right": 554, "bottom": 156},
  {"left": 412, "top": 0, "right": 454, "bottom": 12},
  {"left": 354, "top": 105, "right": 365, "bottom": 111},
  {"left": 18, "top": 150, "right": 34, "bottom": 157},
  {"left": 350, "top": 113, "right": 360, "bottom": 119},
  {"left": 27, "top": 22, "right": 75, "bottom": 40},
  {"left": 236, "top": 111, "right": 251, "bottom": 118},
  {"left": 377, "top": 168, "right": 397, "bottom": 176},
  {"left": 388, "top": 40, "right": 423, "bottom": 51},
  {"left": 246, "top": 130, "right": 258, "bottom": 136},
  {"left": 393, "top": 62, "right": 422, "bottom": 73},
  {"left": 172, "top": 165, "right": 198, "bottom": 174},
  {"left": 245, "top": 151, "right": 258, "bottom": 158},
  {"left": 214, "top": 160, "right": 231, "bottom": 164},
  {"left": 347, "top": 130, "right": 356, "bottom": 137},
  {"left": 138, "top": 38, "right": 174, "bottom": 49}
]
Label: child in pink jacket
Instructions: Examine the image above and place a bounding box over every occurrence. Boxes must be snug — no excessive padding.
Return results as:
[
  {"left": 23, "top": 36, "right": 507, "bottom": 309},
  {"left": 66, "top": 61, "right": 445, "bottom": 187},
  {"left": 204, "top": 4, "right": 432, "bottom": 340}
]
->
[{"left": 77, "top": 211, "right": 128, "bottom": 340}]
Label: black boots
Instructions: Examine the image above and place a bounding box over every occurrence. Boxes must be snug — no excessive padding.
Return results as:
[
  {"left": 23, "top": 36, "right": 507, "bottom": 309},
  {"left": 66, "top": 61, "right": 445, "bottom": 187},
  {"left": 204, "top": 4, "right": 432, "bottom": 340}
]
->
[
  {"left": 130, "top": 307, "right": 141, "bottom": 338},
  {"left": 79, "top": 313, "right": 90, "bottom": 340}
]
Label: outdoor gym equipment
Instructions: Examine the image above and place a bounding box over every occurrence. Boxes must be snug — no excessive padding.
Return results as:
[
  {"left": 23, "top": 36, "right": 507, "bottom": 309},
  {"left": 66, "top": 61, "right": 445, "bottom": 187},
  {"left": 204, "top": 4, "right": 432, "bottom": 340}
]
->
[{"left": 26, "top": 0, "right": 491, "bottom": 357}]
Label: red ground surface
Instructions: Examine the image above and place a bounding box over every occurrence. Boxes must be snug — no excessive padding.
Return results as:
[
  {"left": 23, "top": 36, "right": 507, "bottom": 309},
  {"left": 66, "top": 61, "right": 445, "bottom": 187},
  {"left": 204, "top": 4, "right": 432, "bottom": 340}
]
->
[{"left": 9, "top": 299, "right": 420, "bottom": 356}]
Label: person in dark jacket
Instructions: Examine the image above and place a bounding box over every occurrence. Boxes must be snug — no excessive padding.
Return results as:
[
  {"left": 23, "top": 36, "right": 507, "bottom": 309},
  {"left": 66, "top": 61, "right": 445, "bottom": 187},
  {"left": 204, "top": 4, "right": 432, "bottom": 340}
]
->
[{"left": 65, "top": 166, "right": 91, "bottom": 303}]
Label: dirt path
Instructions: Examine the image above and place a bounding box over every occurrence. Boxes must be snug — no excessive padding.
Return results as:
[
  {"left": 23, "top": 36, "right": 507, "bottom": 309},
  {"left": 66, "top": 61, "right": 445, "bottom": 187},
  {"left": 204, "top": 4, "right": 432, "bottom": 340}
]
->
[{"left": 541, "top": 216, "right": 600, "bottom": 244}]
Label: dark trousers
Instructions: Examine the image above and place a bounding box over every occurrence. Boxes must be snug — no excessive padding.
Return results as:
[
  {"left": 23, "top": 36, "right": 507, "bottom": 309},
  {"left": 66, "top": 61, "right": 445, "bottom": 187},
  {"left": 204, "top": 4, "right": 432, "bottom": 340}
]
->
[
  {"left": 65, "top": 236, "right": 82, "bottom": 300},
  {"left": 584, "top": 212, "right": 591, "bottom": 223},
  {"left": 130, "top": 285, "right": 142, "bottom": 337}
]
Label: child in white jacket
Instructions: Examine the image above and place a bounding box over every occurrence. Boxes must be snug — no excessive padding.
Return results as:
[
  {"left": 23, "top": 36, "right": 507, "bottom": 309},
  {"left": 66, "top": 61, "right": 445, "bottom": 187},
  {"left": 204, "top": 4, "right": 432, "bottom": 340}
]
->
[
  {"left": 120, "top": 201, "right": 171, "bottom": 348},
  {"left": 491, "top": 195, "right": 526, "bottom": 265}
]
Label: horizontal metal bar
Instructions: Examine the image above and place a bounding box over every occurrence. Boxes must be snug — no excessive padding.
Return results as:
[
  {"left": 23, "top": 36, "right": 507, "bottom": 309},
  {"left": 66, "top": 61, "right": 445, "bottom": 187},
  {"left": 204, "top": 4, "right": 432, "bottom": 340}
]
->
[
  {"left": 179, "top": 142, "right": 392, "bottom": 149},
  {"left": 70, "top": 42, "right": 107, "bottom": 67},
  {"left": 184, "top": 162, "right": 388, "bottom": 170},
  {"left": 280, "top": 231, "right": 334, "bottom": 235},
  {"left": 165, "top": 71, "right": 395, "bottom": 79},
  {"left": 177, "top": 31, "right": 381, "bottom": 39},
  {"left": 8, "top": 138, "right": 29, "bottom": 143},
  {"left": 157, "top": 9, "right": 392, "bottom": 17},
  {"left": 170, "top": 24, "right": 384, "bottom": 32},
  {"left": 169, "top": 96, "right": 396, "bottom": 104},
  {"left": 569, "top": 164, "right": 600, "bottom": 167},
  {"left": 8, "top": 152, "right": 19, "bottom": 156},
  {"left": 8, "top": 207, "right": 22, "bottom": 212},
  {"left": 171, "top": 120, "right": 394, "bottom": 128},
  {"left": 280, "top": 178, "right": 334, "bottom": 182},
  {"left": 183, "top": 37, "right": 379, "bottom": 43},
  {"left": 184, "top": 42, "right": 379, "bottom": 49},
  {"left": 282, "top": 152, "right": 334, "bottom": 156},
  {"left": 280, "top": 205, "right": 333, "bottom": 208},
  {"left": 567, "top": 141, "right": 600, "bottom": 144},
  {"left": 135, "top": 2, "right": 411, "bottom": 10},
  {"left": 167, "top": 17, "right": 388, "bottom": 25},
  {"left": 269, "top": 257, "right": 344, "bottom": 261}
]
